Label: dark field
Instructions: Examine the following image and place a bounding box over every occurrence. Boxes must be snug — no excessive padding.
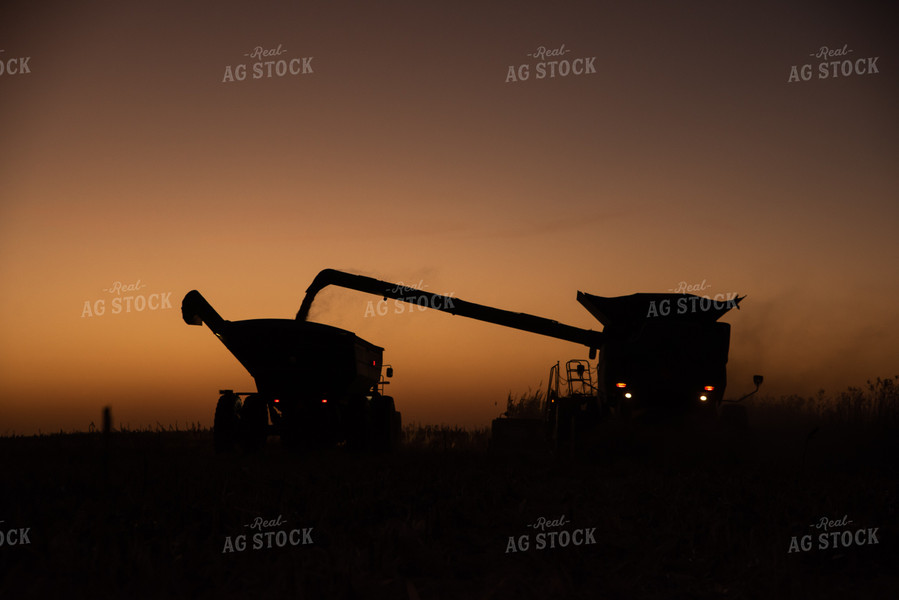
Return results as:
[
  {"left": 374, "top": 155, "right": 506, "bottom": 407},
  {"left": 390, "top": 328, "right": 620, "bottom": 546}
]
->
[{"left": 2, "top": 381, "right": 898, "bottom": 599}]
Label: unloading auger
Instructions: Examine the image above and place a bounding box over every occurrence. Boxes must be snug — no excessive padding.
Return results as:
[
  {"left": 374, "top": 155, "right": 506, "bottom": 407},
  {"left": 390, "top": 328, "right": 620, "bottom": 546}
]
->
[
  {"left": 183, "top": 268, "right": 604, "bottom": 453},
  {"left": 184, "top": 268, "right": 752, "bottom": 454}
]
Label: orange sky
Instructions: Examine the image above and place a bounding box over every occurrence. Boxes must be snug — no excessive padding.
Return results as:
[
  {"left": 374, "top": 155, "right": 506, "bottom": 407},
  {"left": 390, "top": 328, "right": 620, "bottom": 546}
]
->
[{"left": 1, "top": 0, "right": 897, "bottom": 434}]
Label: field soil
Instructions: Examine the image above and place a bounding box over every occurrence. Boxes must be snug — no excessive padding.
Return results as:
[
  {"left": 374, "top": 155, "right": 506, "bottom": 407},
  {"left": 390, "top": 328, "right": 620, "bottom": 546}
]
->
[{"left": 1, "top": 416, "right": 897, "bottom": 599}]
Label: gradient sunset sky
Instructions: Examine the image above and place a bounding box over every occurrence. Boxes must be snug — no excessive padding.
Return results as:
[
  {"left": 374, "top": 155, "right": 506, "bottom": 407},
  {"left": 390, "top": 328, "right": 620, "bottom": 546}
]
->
[{"left": 1, "top": 0, "right": 896, "bottom": 433}]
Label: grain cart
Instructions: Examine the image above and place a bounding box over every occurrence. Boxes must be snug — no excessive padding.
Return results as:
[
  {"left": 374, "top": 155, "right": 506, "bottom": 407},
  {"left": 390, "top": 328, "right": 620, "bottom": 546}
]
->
[{"left": 182, "top": 290, "right": 400, "bottom": 452}]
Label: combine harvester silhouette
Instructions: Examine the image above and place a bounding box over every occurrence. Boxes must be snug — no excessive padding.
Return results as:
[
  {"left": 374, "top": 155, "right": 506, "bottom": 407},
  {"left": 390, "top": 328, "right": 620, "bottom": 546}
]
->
[{"left": 183, "top": 269, "right": 758, "bottom": 453}]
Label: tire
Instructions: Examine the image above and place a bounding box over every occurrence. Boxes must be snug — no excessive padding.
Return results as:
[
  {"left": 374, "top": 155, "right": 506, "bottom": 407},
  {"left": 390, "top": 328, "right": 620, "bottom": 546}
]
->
[
  {"left": 369, "top": 394, "right": 398, "bottom": 453},
  {"left": 342, "top": 395, "right": 367, "bottom": 452},
  {"left": 213, "top": 392, "right": 241, "bottom": 454},
  {"left": 239, "top": 394, "right": 269, "bottom": 452}
]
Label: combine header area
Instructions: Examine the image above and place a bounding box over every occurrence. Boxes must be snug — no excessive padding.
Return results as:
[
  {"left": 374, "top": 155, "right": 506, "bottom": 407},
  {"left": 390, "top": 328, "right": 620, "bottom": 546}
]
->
[
  {"left": 535, "top": 292, "right": 756, "bottom": 451},
  {"left": 578, "top": 292, "right": 741, "bottom": 418}
]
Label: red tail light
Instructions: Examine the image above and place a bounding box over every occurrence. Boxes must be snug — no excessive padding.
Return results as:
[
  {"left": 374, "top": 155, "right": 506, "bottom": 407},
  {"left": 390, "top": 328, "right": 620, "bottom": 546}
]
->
[
  {"left": 321, "top": 398, "right": 328, "bottom": 404},
  {"left": 704, "top": 386, "right": 715, "bottom": 391},
  {"left": 616, "top": 382, "right": 627, "bottom": 388}
]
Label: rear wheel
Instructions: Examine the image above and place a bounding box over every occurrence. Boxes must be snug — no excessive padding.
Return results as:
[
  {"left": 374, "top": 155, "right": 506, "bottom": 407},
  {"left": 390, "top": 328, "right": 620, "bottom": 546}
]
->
[
  {"left": 213, "top": 392, "right": 241, "bottom": 454},
  {"left": 239, "top": 394, "right": 269, "bottom": 452},
  {"left": 369, "top": 394, "right": 400, "bottom": 452}
]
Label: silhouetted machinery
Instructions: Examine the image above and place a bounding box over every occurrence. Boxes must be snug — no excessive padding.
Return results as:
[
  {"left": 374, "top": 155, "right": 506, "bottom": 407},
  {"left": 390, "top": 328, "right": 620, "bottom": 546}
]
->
[
  {"left": 183, "top": 269, "right": 755, "bottom": 453},
  {"left": 542, "top": 293, "right": 760, "bottom": 447},
  {"left": 182, "top": 290, "right": 400, "bottom": 452},
  {"left": 578, "top": 291, "right": 740, "bottom": 416}
]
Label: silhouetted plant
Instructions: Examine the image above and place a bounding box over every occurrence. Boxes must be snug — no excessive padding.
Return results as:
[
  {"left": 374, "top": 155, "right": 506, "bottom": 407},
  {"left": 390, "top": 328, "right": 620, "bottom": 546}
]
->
[{"left": 503, "top": 387, "right": 544, "bottom": 419}]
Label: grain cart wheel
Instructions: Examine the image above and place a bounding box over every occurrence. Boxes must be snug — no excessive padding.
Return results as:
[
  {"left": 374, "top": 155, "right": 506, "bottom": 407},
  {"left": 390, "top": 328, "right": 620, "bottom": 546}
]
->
[
  {"left": 345, "top": 395, "right": 368, "bottom": 452},
  {"left": 239, "top": 394, "right": 269, "bottom": 452},
  {"left": 214, "top": 391, "right": 241, "bottom": 454}
]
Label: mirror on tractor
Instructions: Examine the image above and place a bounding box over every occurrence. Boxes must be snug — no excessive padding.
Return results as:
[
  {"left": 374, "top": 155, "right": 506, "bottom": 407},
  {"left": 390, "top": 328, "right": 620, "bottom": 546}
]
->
[
  {"left": 753, "top": 374, "right": 764, "bottom": 387},
  {"left": 386, "top": 366, "right": 393, "bottom": 378}
]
